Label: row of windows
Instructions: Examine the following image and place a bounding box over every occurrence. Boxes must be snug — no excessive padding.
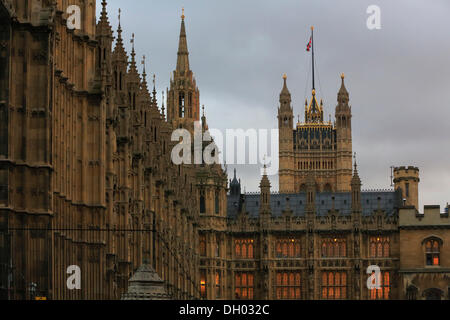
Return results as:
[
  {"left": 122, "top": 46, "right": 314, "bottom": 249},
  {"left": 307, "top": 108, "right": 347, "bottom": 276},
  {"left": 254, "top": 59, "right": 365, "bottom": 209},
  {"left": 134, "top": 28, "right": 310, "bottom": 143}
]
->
[
  {"left": 298, "top": 160, "right": 334, "bottom": 170},
  {"left": 227, "top": 271, "right": 392, "bottom": 300},
  {"left": 204, "top": 237, "right": 443, "bottom": 270}
]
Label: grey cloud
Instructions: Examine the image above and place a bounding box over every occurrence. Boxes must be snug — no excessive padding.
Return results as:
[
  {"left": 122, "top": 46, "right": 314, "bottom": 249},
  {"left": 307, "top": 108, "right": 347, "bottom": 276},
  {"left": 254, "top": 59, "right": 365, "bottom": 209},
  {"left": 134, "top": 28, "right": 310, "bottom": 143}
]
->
[{"left": 99, "top": 0, "right": 450, "bottom": 210}]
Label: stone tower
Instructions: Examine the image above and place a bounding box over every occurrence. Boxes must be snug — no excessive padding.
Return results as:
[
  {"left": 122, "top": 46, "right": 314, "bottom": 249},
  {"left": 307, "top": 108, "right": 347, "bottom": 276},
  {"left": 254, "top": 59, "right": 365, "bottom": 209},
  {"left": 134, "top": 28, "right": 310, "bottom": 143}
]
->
[
  {"left": 278, "top": 73, "right": 353, "bottom": 193},
  {"left": 166, "top": 9, "right": 200, "bottom": 132},
  {"left": 394, "top": 166, "right": 420, "bottom": 209},
  {"left": 335, "top": 74, "right": 353, "bottom": 192},
  {"left": 278, "top": 74, "right": 295, "bottom": 193}
]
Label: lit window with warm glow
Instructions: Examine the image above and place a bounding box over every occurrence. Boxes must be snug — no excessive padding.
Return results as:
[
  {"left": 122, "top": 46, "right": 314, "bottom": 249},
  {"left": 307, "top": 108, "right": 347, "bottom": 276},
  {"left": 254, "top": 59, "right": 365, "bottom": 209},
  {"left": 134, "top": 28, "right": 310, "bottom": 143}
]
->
[
  {"left": 235, "top": 272, "right": 254, "bottom": 300},
  {"left": 425, "top": 239, "right": 440, "bottom": 266},
  {"left": 200, "top": 271, "right": 207, "bottom": 298},
  {"left": 275, "top": 238, "right": 301, "bottom": 258},
  {"left": 321, "top": 238, "right": 346, "bottom": 258},
  {"left": 321, "top": 271, "right": 347, "bottom": 299},
  {"left": 275, "top": 272, "right": 301, "bottom": 300},
  {"left": 370, "top": 236, "right": 390, "bottom": 258},
  {"left": 368, "top": 271, "right": 390, "bottom": 300},
  {"left": 235, "top": 239, "right": 254, "bottom": 259}
]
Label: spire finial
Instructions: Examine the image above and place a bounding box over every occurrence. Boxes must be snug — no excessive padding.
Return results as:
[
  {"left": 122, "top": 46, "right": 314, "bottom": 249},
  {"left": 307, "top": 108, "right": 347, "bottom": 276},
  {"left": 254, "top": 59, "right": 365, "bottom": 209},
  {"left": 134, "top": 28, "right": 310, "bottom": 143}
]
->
[
  {"left": 118, "top": 8, "right": 121, "bottom": 27},
  {"left": 181, "top": 7, "right": 185, "bottom": 20},
  {"left": 161, "top": 91, "right": 165, "bottom": 118},
  {"left": 263, "top": 155, "right": 267, "bottom": 175},
  {"left": 141, "top": 55, "right": 146, "bottom": 74},
  {"left": 131, "top": 33, "right": 135, "bottom": 50},
  {"left": 353, "top": 152, "right": 358, "bottom": 171},
  {"left": 152, "top": 74, "right": 157, "bottom": 100},
  {"left": 341, "top": 73, "right": 345, "bottom": 79},
  {"left": 202, "top": 104, "right": 205, "bottom": 117},
  {"left": 282, "top": 73, "right": 287, "bottom": 80}
]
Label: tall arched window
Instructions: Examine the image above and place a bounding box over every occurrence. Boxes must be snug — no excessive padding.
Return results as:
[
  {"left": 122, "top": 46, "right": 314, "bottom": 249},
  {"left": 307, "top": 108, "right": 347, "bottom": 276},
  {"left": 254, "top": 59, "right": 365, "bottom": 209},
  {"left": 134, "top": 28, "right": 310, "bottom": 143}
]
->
[
  {"left": 215, "top": 190, "right": 220, "bottom": 214},
  {"left": 425, "top": 238, "right": 441, "bottom": 266},
  {"left": 200, "top": 194, "right": 206, "bottom": 214},
  {"left": 199, "top": 234, "right": 206, "bottom": 256}
]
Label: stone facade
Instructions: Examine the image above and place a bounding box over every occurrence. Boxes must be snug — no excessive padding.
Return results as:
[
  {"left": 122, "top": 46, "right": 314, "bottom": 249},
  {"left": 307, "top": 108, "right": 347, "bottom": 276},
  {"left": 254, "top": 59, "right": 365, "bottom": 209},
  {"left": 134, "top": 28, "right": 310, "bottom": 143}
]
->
[{"left": 0, "top": 0, "right": 226, "bottom": 300}]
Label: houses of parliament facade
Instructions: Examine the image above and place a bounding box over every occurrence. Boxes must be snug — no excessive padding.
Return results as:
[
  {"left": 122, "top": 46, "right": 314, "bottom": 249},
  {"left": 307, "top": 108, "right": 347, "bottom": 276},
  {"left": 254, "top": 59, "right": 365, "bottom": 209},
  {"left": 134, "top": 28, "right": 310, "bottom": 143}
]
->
[{"left": 0, "top": 0, "right": 449, "bottom": 300}]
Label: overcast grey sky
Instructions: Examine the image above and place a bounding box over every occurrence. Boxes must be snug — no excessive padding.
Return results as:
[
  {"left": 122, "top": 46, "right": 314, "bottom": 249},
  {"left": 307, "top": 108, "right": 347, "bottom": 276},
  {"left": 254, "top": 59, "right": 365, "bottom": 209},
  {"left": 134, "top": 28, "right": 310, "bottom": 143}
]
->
[{"left": 98, "top": 0, "right": 450, "bottom": 211}]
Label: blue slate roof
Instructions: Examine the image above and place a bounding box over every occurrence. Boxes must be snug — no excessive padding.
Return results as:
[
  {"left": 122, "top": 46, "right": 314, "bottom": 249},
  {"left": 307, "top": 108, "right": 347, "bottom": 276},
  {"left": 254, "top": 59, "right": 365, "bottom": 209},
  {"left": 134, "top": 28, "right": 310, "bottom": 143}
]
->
[{"left": 227, "top": 190, "right": 399, "bottom": 218}]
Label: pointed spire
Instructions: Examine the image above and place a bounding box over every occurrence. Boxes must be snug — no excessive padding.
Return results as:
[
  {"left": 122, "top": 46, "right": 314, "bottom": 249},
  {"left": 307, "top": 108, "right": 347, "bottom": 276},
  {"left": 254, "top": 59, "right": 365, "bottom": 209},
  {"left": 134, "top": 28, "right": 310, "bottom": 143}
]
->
[
  {"left": 230, "top": 167, "right": 241, "bottom": 196},
  {"left": 113, "top": 8, "right": 127, "bottom": 60},
  {"left": 97, "top": 0, "right": 112, "bottom": 36},
  {"left": 352, "top": 152, "right": 362, "bottom": 186},
  {"left": 161, "top": 91, "right": 166, "bottom": 119},
  {"left": 140, "top": 55, "right": 151, "bottom": 102},
  {"left": 176, "top": 8, "right": 190, "bottom": 72},
  {"left": 152, "top": 74, "right": 157, "bottom": 104},
  {"left": 338, "top": 73, "right": 349, "bottom": 104},
  {"left": 280, "top": 73, "right": 290, "bottom": 97},
  {"left": 129, "top": 33, "right": 138, "bottom": 75},
  {"left": 279, "top": 74, "right": 292, "bottom": 113}
]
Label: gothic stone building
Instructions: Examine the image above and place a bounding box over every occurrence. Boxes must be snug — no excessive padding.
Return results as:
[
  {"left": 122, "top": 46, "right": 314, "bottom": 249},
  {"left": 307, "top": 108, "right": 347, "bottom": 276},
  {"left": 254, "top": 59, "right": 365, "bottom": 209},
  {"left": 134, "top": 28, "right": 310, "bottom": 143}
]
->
[
  {"left": 0, "top": 0, "right": 449, "bottom": 300},
  {"left": 0, "top": 0, "right": 227, "bottom": 300}
]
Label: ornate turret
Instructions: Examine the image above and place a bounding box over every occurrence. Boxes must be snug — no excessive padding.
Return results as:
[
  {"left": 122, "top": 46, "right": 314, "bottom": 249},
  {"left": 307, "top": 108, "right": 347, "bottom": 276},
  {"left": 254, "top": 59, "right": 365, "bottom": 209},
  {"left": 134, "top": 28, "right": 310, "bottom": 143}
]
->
[
  {"left": 229, "top": 169, "right": 241, "bottom": 196},
  {"left": 259, "top": 164, "right": 271, "bottom": 213},
  {"left": 112, "top": 9, "right": 128, "bottom": 93},
  {"left": 167, "top": 8, "right": 200, "bottom": 132},
  {"left": 305, "top": 89, "right": 324, "bottom": 123},
  {"left": 351, "top": 153, "right": 362, "bottom": 212},
  {"left": 278, "top": 74, "right": 295, "bottom": 193},
  {"left": 127, "top": 33, "right": 141, "bottom": 87},
  {"left": 335, "top": 73, "right": 353, "bottom": 192}
]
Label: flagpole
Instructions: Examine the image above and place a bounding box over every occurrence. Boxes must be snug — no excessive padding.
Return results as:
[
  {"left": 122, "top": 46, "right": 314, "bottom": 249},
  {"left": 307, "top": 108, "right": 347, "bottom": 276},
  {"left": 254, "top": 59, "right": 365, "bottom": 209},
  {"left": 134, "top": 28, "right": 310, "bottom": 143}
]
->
[{"left": 311, "top": 26, "right": 315, "bottom": 91}]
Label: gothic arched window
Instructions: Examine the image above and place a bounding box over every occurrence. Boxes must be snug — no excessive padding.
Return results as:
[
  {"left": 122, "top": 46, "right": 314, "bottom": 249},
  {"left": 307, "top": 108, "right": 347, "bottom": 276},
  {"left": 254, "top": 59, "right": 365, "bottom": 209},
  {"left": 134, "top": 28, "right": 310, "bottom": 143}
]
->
[
  {"left": 200, "top": 193, "right": 206, "bottom": 214},
  {"left": 199, "top": 234, "right": 206, "bottom": 256},
  {"left": 425, "top": 238, "right": 441, "bottom": 266},
  {"left": 215, "top": 190, "right": 220, "bottom": 214}
]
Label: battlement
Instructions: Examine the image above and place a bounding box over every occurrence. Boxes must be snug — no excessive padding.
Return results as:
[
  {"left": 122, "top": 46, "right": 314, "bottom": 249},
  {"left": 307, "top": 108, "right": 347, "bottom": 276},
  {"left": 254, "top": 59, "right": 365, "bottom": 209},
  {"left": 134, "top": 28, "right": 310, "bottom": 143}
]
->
[
  {"left": 394, "top": 166, "right": 419, "bottom": 173},
  {"left": 399, "top": 205, "right": 450, "bottom": 227}
]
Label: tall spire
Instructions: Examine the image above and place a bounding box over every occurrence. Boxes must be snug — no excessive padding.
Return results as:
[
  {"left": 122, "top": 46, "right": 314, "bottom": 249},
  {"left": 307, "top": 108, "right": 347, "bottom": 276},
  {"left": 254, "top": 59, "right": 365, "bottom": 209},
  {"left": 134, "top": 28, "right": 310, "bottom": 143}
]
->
[
  {"left": 351, "top": 152, "right": 361, "bottom": 186},
  {"left": 97, "top": 0, "right": 112, "bottom": 36},
  {"left": 129, "top": 33, "right": 138, "bottom": 75},
  {"left": 176, "top": 7, "right": 190, "bottom": 72},
  {"left": 141, "top": 55, "right": 151, "bottom": 102},
  {"left": 152, "top": 74, "right": 157, "bottom": 104},
  {"left": 113, "top": 8, "right": 126, "bottom": 59},
  {"left": 161, "top": 91, "right": 166, "bottom": 119}
]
